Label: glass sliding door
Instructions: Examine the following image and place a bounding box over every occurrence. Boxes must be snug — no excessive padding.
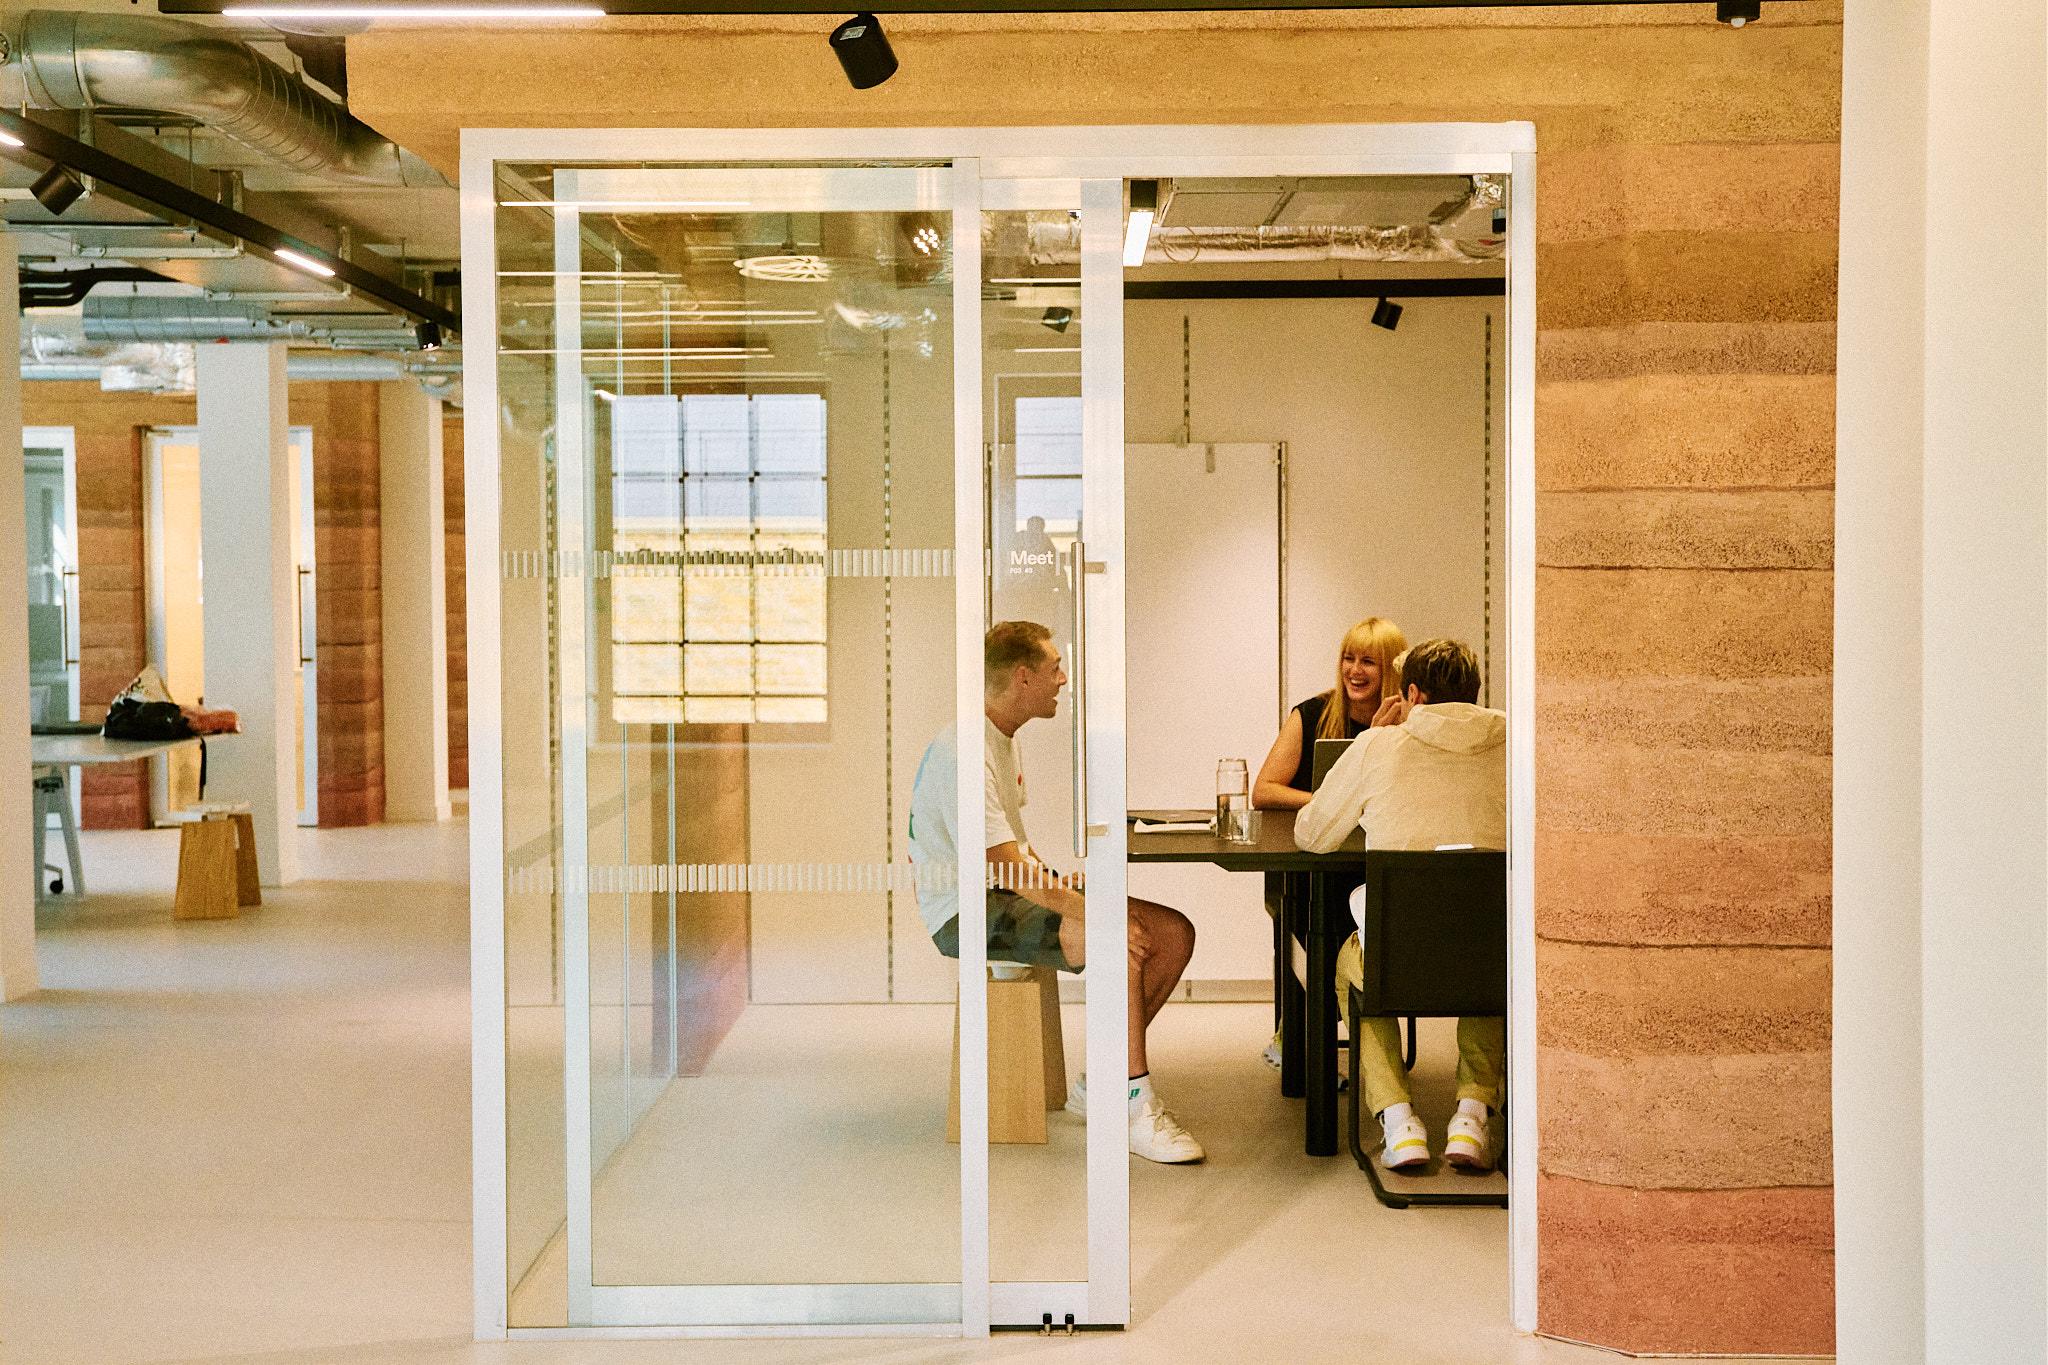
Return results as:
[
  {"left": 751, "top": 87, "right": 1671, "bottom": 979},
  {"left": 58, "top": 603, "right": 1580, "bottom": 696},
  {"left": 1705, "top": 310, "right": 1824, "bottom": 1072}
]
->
[
  {"left": 485, "top": 157, "right": 1130, "bottom": 1335},
  {"left": 24, "top": 428, "right": 78, "bottom": 727},
  {"left": 979, "top": 179, "right": 1131, "bottom": 1330},
  {"left": 495, "top": 162, "right": 973, "bottom": 1330}
]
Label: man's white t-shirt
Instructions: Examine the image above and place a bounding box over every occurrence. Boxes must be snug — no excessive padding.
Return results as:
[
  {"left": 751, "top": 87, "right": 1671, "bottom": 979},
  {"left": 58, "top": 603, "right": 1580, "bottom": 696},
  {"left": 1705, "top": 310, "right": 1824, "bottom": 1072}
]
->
[{"left": 907, "top": 718, "right": 1029, "bottom": 936}]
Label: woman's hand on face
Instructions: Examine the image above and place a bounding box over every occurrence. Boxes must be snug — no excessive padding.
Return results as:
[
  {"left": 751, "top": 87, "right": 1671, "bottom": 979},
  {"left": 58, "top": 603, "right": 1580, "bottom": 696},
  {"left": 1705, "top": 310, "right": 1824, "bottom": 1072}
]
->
[{"left": 1371, "top": 694, "right": 1409, "bottom": 728}]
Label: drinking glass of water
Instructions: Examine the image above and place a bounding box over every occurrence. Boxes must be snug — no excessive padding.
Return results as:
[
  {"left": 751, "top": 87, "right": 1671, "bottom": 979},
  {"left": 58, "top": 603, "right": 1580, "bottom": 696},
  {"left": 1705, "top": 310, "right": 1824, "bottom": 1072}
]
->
[{"left": 1216, "top": 758, "right": 1253, "bottom": 843}]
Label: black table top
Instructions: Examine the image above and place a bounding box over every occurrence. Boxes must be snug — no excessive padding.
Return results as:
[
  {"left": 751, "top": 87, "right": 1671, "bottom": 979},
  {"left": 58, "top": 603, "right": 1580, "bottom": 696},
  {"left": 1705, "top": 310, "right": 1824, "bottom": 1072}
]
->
[{"left": 1126, "top": 807, "right": 1367, "bottom": 870}]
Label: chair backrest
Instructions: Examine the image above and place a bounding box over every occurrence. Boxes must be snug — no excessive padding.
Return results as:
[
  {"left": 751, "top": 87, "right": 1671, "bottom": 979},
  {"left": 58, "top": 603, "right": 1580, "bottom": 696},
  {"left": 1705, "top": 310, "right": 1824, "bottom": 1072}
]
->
[{"left": 1355, "top": 849, "right": 1508, "bottom": 1019}]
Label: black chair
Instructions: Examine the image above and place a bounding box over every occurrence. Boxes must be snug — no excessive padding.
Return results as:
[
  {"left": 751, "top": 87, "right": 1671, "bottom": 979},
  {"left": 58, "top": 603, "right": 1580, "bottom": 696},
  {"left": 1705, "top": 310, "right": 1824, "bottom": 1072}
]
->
[{"left": 1345, "top": 849, "right": 1508, "bottom": 1209}]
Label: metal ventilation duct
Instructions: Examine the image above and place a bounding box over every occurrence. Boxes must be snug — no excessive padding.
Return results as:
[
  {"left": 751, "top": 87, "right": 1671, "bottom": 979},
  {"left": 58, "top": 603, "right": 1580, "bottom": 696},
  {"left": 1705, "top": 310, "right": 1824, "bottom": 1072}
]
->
[
  {"left": 82, "top": 295, "right": 414, "bottom": 349},
  {"left": 6, "top": 10, "right": 442, "bottom": 187}
]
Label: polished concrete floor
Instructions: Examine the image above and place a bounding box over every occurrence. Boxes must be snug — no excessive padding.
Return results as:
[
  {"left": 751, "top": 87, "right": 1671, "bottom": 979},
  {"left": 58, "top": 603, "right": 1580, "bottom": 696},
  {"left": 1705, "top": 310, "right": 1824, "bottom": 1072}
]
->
[{"left": 0, "top": 817, "right": 1817, "bottom": 1364}]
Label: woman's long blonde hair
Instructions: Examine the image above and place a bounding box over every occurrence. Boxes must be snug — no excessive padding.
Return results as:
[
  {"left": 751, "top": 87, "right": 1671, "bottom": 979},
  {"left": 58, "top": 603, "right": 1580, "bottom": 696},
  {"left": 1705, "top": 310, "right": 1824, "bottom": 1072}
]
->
[{"left": 1316, "top": 617, "right": 1408, "bottom": 741}]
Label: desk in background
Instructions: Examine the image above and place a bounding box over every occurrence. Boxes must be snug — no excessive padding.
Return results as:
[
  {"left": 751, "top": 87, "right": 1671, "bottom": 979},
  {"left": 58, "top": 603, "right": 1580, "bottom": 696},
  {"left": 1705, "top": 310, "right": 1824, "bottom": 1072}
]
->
[
  {"left": 29, "top": 732, "right": 202, "bottom": 900},
  {"left": 1128, "top": 809, "right": 1366, "bottom": 1157}
]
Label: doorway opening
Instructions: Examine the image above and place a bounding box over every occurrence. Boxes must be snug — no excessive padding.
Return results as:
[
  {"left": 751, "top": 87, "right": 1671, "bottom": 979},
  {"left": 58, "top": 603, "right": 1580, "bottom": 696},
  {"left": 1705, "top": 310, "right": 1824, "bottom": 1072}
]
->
[{"left": 466, "top": 126, "right": 1537, "bottom": 1344}]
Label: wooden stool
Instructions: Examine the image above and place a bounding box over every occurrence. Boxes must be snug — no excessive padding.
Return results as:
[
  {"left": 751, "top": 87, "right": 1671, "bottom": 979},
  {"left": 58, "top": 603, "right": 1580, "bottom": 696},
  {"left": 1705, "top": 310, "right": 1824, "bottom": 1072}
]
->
[
  {"left": 947, "top": 963, "right": 1067, "bottom": 1145},
  {"left": 171, "top": 802, "right": 259, "bottom": 919}
]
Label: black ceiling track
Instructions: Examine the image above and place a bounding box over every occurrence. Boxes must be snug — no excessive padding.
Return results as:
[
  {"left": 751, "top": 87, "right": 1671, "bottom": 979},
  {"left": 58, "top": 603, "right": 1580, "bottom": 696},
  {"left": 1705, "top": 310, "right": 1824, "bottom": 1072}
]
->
[
  {"left": 163, "top": 0, "right": 1788, "bottom": 13},
  {"left": 1126, "top": 278, "right": 1503, "bottom": 300},
  {"left": 21, "top": 265, "right": 173, "bottom": 310},
  {"left": 0, "top": 111, "right": 460, "bottom": 334}
]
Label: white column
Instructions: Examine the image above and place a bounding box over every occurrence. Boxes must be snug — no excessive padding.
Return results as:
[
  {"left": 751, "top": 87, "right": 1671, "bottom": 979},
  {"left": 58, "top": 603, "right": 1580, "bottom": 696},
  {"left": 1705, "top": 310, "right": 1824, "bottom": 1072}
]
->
[
  {"left": 1837, "top": 3, "right": 2048, "bottom": 1361},
  {"left": 1919, "top": 1, "right": 2046, "bottom": 1358},
  {"left": 198, "top": 343, "right": 297, "bottom": 885},
  {"left": 378, "top": 380, "right": 451, "bottom": 823},
  {"left": 0, "top": 238, "right": 35, "bottom": 999}
]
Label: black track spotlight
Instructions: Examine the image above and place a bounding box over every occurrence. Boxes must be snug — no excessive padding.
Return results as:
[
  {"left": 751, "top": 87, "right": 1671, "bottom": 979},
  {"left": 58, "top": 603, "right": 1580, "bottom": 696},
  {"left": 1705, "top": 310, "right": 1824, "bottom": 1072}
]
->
[
  {"left": 1371, "top": 297, "right": 1403, "bottom": 333},
  {"left": 1717, "top": 1, "right": 1761, "bottom": 26},
  {"left": 414, "top": 320, "right": 443, "bottom": 352},
  {"left": 830, "top": 13, "right": 897, "bottom": 90},
  {"left": 1040, "top": 306, "right": 1073, "bottom": 334},
  {"left": 30, "top": 163, "right": 85, "bottom": 216}
]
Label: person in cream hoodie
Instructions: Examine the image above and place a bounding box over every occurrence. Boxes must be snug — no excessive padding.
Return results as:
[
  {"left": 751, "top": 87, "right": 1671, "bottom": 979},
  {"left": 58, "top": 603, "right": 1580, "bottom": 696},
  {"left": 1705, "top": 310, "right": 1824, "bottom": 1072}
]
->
[{"left": 1294, "top": 637, "right": 1507, "bottom": 1174}]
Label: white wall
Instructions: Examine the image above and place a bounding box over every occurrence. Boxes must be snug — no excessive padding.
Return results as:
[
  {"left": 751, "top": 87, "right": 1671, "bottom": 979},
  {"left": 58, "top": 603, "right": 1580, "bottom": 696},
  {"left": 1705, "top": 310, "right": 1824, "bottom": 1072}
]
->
[
  {"left": 1835, "top": 2, "right": 2048, "bottom": 1360},
  {"left": 1126, "top": 296, "right": 1507, "bottom": 713}
]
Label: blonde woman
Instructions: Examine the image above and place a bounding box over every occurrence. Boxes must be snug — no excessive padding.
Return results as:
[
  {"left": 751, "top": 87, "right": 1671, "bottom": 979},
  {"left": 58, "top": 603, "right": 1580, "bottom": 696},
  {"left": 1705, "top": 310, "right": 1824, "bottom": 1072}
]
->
[{"left": 1253, "top": 617, "right": 1409, "bottom": 811}]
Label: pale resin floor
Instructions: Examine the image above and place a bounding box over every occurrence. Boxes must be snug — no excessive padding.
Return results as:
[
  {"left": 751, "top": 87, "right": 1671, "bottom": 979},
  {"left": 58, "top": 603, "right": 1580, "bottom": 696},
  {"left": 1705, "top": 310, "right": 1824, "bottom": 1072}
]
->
[{"left": 0, "top": 816, "right": 1823, "bottom": 1364}]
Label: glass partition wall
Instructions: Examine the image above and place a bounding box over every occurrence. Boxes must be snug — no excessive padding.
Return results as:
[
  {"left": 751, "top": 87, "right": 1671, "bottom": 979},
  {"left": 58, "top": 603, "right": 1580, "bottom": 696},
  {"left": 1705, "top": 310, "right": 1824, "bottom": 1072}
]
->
[{"left": 486, "top": 162, "right": 1129, "bottom": 1332}]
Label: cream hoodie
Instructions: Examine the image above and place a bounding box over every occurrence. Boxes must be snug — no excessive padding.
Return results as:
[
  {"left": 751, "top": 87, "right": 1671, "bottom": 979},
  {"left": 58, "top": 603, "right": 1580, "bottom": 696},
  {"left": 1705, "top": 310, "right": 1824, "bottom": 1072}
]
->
[{"left": 1293, "top": 702, "right": 1507, "bottom": 857}]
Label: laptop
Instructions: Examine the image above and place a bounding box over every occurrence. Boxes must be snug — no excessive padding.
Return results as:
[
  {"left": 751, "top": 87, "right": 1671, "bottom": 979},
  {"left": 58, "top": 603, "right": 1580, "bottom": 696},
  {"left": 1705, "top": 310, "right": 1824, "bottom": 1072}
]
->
[{"left": 1310, "top": 737, "right": 1355, "bottom": 791}]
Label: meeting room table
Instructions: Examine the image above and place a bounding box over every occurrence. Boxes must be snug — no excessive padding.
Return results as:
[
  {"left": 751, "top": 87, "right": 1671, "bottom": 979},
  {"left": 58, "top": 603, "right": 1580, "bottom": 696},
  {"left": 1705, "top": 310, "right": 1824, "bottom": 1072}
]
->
[{"left": 1127, "top": 808, "right": 1367, "bottom": 1157}]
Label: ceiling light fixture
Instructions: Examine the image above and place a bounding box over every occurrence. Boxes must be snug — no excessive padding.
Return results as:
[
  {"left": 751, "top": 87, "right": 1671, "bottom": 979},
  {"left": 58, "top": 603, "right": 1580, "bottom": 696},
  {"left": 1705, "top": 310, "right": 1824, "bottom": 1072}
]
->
[
  {"left": 222, "top": 6, "right": 604, "bottom": 19},
  {"left": 30, "top": 164, "right": 86, "bottom": 216},
  {"left": 1371, "top": 297, "right": 1403, "bottom": 332},
  {"left": 593, "top": 388, "right": 617, "bottom": 402},
  {"left": 414, "top": 320, "right": 444, "bottom": 351},
  {"left": 1040, "top": 306, "right": 1073, "bottom": 334},
  {"left": 274, "top": 246, "right": 338, "bottom": 279},
  {"left": 497, "top": 199, "right": 751, "bottom": 211},
  {"left": 1716, "top": 1, "right": 1761, "bottom": 24},
  {"left": 736, "top": 253, "right": 832, "bottom": 283},
  {"left": 0, "top": 130, "right": 25, "bottom": 150},
  {"left": 830, "top": 12, "right": 898, "bottom": 90},
  {"left": 1124, "top": 180, "right": 1158, "bottom": 268}
]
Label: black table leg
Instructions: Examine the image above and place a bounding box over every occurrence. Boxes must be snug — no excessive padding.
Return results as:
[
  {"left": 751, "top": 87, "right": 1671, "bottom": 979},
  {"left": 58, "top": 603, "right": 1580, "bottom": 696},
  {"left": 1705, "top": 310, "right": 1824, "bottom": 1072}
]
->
[
  {"left": 1279, "top": 872, "right": 1305, "bottom": 1099},
  {"left": 1303, "top": 871, "right": 1338, "bottom": 1156}
]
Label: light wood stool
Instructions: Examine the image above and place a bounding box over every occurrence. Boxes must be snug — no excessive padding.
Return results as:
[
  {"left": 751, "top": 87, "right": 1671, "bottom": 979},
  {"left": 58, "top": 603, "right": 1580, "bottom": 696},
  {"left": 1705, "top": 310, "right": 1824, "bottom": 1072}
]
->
[
  {"left": 171, "top": 802, "right": 260, "bottom": 919},
  {"left": 947, "top": 963, "right": 1068, "bottom": 1145}
]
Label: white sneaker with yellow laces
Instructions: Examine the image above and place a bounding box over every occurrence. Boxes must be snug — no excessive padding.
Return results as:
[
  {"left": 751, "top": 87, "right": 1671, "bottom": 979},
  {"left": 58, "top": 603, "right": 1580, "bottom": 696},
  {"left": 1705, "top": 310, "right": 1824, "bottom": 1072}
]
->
[
  {"left": 1444, "top": 1099, "right": 1494, "bottom": 1171},
  {"left": 1379, "top": 1105, "right": 1431, "bottom": 1171}
]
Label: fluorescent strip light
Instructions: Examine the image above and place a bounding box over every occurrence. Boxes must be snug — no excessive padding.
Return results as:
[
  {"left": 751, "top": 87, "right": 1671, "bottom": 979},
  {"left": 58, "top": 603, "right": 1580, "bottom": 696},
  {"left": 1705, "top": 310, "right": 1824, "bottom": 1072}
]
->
[
  {"left": 225, "top": 7, "right": 603, "bottom": 19},
  {"left": 499, "top": 199, "right": 750, "bottom": 211},
  {"left": 1124, "top": 179, "right": 1159, "bottom": 268},
  {"left": 593, "top": 388, "right": 617, "bottom": 402},
  {"left": 273, "top": 246, "right": 337, "bottom": 279},
  {"left": 0, "top": 130, "right": 23, "bottom": 150},
  {"left": 1014, "top": 346, "right": 1081, "bottom": 354},
  {"left": 990, "top": 277, "right": 1081, "bottom": 286}
]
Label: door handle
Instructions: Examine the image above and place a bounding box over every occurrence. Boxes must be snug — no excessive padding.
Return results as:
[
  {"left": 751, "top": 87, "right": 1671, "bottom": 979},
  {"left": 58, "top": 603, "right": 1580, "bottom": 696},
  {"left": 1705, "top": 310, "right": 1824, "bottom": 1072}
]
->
[
  {"left": 1069, "top": 538, "right": 1087, "bottom": 858},
  {"left": 296, "top": 565, "right": 314, "bottom": 665},
  {"left": 59, "top": 568, "right": 78, "bottom": 667}
]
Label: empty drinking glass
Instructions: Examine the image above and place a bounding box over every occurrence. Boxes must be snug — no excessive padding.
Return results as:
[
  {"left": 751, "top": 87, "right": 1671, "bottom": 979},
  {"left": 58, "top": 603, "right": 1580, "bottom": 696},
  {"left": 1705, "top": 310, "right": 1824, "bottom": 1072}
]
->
[{"left": 1216, "top": 758, "right": 1252, "bottom": 842}]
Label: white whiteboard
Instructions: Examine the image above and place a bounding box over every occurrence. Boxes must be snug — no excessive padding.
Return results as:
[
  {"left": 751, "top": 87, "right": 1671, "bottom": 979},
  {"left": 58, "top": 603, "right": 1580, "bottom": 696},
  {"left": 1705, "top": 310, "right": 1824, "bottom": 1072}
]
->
[{"left": 1124, "top": 443, "right": 1281, "bottom": 987}]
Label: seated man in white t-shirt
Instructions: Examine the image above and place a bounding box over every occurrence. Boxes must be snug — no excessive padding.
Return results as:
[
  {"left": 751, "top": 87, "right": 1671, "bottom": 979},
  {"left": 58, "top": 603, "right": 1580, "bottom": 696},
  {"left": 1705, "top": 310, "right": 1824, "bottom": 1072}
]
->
[
  {"left": 1295, "top": 637, "right": 1507, "bottom": 1175},
  {"left": 909, "top": 620, "right": 1204, "bottom": 1164}
]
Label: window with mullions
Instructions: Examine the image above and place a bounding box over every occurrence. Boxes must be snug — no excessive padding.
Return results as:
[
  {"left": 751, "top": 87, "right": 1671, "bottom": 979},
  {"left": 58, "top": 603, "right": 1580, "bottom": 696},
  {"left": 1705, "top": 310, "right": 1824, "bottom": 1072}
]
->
[{"left": 608, "top": 392, "right": 828, "bottom": 724}]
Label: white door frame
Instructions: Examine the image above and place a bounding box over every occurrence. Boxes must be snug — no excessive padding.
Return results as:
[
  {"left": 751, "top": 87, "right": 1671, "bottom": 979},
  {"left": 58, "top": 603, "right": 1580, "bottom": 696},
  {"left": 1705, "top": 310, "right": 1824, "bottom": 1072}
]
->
[
  {"left": 463, "top": 121, "right": 1538, "bottom": 1342},
  {"left": 23, "top": 425, "right": 79, "bottom": 725},
  {"left": 145, "top": 425, "right": 318, "bottom": 824}
]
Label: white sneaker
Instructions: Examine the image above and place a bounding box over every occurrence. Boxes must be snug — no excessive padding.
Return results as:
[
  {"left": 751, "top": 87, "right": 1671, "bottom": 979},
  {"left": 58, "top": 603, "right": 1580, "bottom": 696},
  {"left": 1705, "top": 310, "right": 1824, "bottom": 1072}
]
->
[
  {"left": 1444, "top": 1105, "right": 1494, "bottom": 1171},
  {"left": 1380, "top": 1110, "right": 1430, "bottom": 1171},
  {"left": 1261, "top": 1030, "right": 1283, "bottom": 1070},
  {"left": 1064, "top": 1073, "right": 1087, "bottom": 1117},
  {"left": 1128, "top": 1099, "right": 1205, "bottom": 1164}
]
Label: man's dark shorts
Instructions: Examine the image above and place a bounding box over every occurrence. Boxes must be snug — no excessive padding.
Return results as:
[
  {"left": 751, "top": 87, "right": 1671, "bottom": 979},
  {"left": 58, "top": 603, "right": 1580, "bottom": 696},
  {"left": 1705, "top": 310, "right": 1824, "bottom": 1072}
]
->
[{"left": 932, "top": 890, "right": 1076, "bottom": 972}]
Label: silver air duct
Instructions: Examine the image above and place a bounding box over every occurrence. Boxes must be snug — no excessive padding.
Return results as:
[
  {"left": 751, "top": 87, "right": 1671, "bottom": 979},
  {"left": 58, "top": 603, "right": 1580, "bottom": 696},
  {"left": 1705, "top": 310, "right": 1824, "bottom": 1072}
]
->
[
  {"left": 83, "top": 295, "right": 415, "bottom": 349},
  {"left": 5, "top": 10, "right": 442, "bottom": 187}
]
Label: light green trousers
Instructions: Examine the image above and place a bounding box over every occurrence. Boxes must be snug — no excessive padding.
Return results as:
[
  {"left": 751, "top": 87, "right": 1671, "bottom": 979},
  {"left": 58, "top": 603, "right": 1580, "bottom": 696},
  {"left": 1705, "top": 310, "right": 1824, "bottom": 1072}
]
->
[{"left": 1335, "top": 932, "right": 1505, "bottom": 1116}]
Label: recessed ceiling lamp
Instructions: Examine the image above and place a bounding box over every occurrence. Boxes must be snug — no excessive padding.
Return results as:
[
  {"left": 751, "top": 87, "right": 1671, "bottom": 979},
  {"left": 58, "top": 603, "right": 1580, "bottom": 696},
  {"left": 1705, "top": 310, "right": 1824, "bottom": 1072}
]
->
[
  {"left": 30, "top": 164, "right": 87, "bottom": 216},
  {"left": 1124, "top": 180, "right": 1158, "bottom": 268},
  {"left": 829, "top": 12, "right": 898, "bottom": 90},
  {"left": 1371, "top": 297, "right": 1403, "bottom": 332}
]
